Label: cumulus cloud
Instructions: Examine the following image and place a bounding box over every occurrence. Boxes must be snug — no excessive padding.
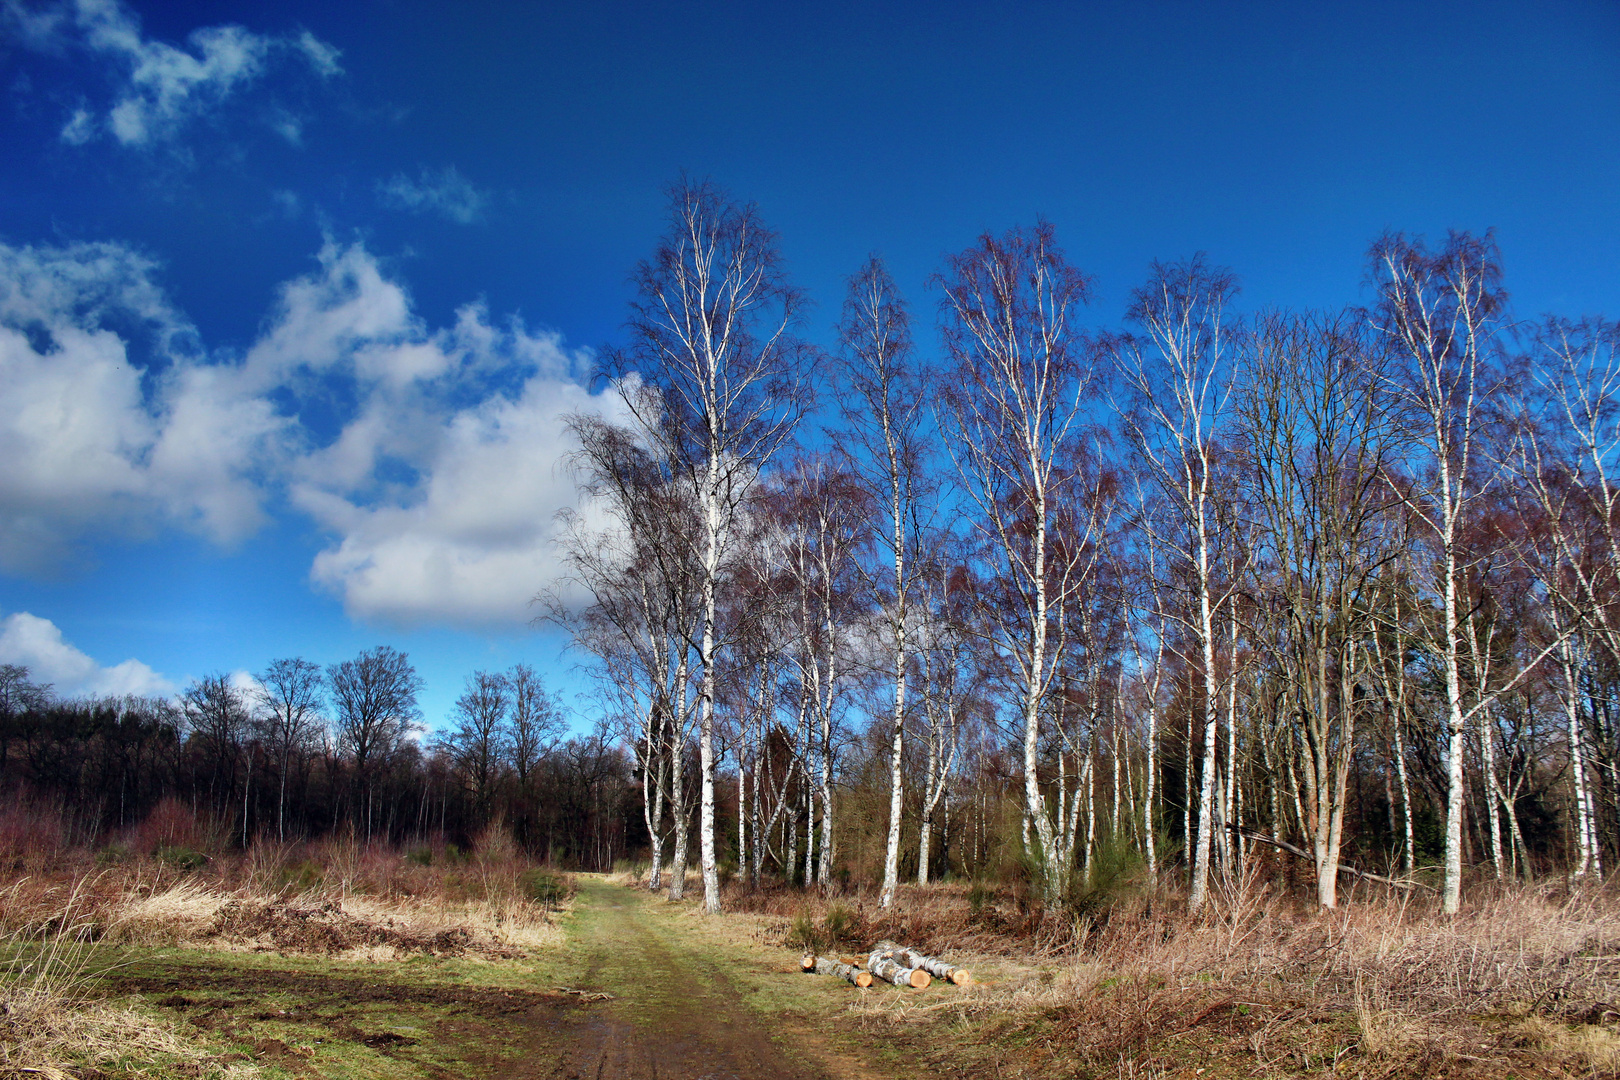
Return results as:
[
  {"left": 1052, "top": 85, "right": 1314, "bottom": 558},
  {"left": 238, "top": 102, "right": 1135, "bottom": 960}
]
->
[
  {"left": 3, "top": 0, "right": 340, "bottom": 146},
  {"left": 378, "top": 166, "right": 489, "bottom": 225},
  {"left": 0, "top": 239, "right": 284, "bottom": 571},
  {"left": 260, "top": 245, "right": 614, "bottom": 626},
  {"left": 0, "top": 233, "right": 615, "bottom": 626},
  {"left": 303, "top": 370, "right": 609, "bottom": 626},
  {"left": 0, "top": 609, "right": 173, "bottom": 697},
  {"left": 0, "top": 230, "right": 615, "bottom": 627}
]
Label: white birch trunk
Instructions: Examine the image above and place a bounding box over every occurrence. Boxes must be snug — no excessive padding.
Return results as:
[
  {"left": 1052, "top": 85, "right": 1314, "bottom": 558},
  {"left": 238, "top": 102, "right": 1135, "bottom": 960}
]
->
[
  {"left": 1565, "top": 642, "right": 1596, "bottom": 879},
  {"left": 1144, "top": 701, "right": 1158, "bottom": 886},
  {"left": 698, "top": 481, "right": 721, "bottom": 913}
]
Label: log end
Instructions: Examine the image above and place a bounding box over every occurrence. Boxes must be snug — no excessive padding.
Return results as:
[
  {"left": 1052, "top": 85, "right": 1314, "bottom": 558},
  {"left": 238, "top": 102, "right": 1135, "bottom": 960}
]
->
[
  {"left": 801, "top": 954, "right": 816, "bottom": 972},
  {"left": 855, "top": 971, "right": 873, "bottom": 988},
  {"left": 909, "top": 969, "right": 932, "bottom": 989},
  {"left": 951, "top": 970, "right": 972, "bottom": 986}
]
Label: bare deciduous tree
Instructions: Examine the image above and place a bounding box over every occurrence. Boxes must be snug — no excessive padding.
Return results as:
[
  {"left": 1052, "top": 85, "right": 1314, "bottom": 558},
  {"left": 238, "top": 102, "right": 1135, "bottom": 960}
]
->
[
  {"left": 327, "top": 646, "right": 422, "bottom": 839},
  {"left": 182, "top": 672, "right": 252, "bottom": 816},
  {"left": 601, "top": 178, "right": 814, "bottom": 913},
  {"left": 1371, "top": 231, "right": 1508, "bottom": 914},
  {"left": 253, "top": 657, "right": 325, "bottom": 842},
  {"left": 1113, "top": 255, "right": 1240, "bottom": 912},
  {"left": 1236, "top": 310, "right": 1399, "bottom": 907},
  {"left": 836, "top": 255, "right": 932, "bottom": 906},
  {"left": 937, "top": 221, "right": 1099, "bottom": 899},
  {"left": 558, "top": 404, "right": 704, "bottom": 896},
  {"left": 446, "top": 670, "right": 510, "bottom": 818}
]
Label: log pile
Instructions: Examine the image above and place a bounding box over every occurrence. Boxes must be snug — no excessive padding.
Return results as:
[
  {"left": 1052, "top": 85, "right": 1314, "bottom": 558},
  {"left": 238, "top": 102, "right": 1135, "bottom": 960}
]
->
[
  {"left": 868, "top": 948, "right": 931, "bottom": 988},
  {"left": 871, "top": 939, "right": 972, "bottom": 986},
  {"left": 800, "top": 941, "right": 971, "bottom": 991},
  {"left": 800, "top": 953, "right": 873, "bottom": 988}
]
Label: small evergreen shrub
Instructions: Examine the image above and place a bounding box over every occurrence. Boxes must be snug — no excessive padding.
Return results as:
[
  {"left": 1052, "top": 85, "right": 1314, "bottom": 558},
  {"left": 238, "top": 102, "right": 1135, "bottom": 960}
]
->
[{"left": 154, "top": 844, "right": 207, "bottom": 871}]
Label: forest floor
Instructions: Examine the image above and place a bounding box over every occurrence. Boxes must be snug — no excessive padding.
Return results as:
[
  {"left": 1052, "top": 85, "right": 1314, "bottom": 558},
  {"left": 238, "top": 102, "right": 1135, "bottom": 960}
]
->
[
  {"left": 25, "top": 870, "right": 1620, "bottom": 1078},
  {"left": 52, "top": 875, "right": 895, "bottom": 1079}
]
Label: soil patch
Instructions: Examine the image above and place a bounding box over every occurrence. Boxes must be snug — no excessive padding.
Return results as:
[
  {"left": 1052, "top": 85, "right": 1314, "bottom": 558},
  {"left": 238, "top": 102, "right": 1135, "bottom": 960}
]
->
[
  {"left": 205, "top": 898, "right": 519, "bottom": 958},
  {"left": 99, "top": 966, "right": 573, "bottom": 1012}
]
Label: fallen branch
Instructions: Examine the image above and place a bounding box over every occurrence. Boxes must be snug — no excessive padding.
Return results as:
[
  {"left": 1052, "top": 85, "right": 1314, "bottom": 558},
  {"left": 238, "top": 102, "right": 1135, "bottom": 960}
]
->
[
  {"left": 1230, "top": 827, "right": 1434, "bottom": 892},
  {"left": 801, "top": 953, "right": 872, "bottom": 988}
]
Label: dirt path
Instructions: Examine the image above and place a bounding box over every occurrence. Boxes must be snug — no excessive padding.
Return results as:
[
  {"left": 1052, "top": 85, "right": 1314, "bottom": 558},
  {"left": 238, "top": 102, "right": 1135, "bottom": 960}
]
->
[{"left": 500, "top": 877, "right": 865, "bottom": 1080}]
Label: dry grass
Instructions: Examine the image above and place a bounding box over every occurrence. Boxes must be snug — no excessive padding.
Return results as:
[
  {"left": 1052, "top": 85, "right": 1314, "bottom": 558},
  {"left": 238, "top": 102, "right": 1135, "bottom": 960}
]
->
[
  {"left": 0, "top": 878, "right": 263, "bottom": 1080},
  {"left": 1027, "top": 863, "right": 1620, "bottom": 1076},
  {"left": 722, "top": 858, "right": 1620, "bottom": 1077},
  {"left": 0, "top": 827, "right": 573, "bottom": 1077}
]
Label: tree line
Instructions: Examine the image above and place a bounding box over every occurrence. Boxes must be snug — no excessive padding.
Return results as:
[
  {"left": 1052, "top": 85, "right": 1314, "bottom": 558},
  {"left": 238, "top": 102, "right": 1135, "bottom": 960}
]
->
[
  {"left": 555, "top": 177, "right": 1620, "bottom": 915},
  {"left": 0, "top": 650, "right": 639, "bottom": 871}
]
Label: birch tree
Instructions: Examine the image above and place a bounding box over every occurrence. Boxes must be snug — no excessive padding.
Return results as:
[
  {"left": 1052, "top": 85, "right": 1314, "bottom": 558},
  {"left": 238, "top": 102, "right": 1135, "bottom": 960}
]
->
[
  {"left": 1512, "top": 317, "right": 1620, "bottom": 878},
  {"left": 937, "top": 221, "right": 1098, "bottom": 899},
  {"left": 556, "top": 403, "right": 703, "bottom": 896},
  {"left": 915, "top": 549, "right": 975, "bottom": 884},
  {"left": 1112, "top": 255, "right": 1240, "bottom": 912},
  {"left": 769, "top": 456, "right": 867, "bottom": 887},
  {"left": 836, "top": 256, "right": 932, "bottom": 907},
  {"left": 1370, "top": 230, "right": 1508, "bottom": 914},
  {"left": 603, "top": 178, "right": 813, "bottom": 913}
]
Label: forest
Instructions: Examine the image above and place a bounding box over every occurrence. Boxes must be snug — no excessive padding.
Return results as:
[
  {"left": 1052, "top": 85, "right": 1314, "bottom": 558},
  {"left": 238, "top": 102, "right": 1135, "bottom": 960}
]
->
[{"left": 5, "top": 178, "right": 1618, "bottom": 925}]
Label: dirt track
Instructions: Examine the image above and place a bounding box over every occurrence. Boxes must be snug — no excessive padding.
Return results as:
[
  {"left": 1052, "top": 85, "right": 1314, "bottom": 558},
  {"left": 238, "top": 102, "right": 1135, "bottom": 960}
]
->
[
  {"left": 500, "top": 877, "right": 852, "bottom": 1080},
  {"left": 92, "top": 877, "right": 880, "bottom": 1078}
]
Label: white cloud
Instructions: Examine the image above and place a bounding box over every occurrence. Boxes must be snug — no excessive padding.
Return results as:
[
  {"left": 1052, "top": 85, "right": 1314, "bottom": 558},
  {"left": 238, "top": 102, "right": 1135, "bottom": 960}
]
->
[
  {"left": 303, "top": 369, "right": 610, "bottom": 626},
  {"left": 262, "top": 246, "right": 614, "bottom": 626},
  {"left": 0, "top": 609, "right": 173, "bottom": 697},
  {"left": 270, "top": 189, "right": 301, "bottom": 219},
  {"left": 0, "top": 234, "right": 615, "bottom": 627},
  {"left": 378, "top": 166, "right": 489, "bottom": 225},
  {"left": 0, "top": 239, "right": 283, "bottom": 571},
  {"left": 59, "top": 105, "right": 94, "bottom": 143},
  {"left": 294, "top": 30, "right": 342, "bottom": 78},
  {"left": 6, "top": 0, "right": 341, "bottom": 146}
]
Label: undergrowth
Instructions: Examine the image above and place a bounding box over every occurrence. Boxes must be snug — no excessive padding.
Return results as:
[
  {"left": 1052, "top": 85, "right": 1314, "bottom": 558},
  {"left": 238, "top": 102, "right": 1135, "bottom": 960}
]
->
[
  {"left": 719, "top": 855, "right": 1620, "bottom": 1078},
  {"left": 0, "top": 816, "right": 575, "bottom": 1078}
]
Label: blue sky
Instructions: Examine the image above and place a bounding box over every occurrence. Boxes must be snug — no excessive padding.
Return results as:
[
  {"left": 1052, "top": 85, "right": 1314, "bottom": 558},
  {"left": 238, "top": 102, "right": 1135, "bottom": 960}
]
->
[{"left": 1, "top": 0, "right": 1616, "bottom": 733}]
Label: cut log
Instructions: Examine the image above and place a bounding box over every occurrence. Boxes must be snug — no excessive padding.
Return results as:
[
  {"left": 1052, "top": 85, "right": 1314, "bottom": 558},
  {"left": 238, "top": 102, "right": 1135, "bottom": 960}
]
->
[
  {"left": 871, "top": 940, "right": 970, "bottom": 986},
  {"left": 867, "top": 947, "right": 931, "bottom": 988},
  {"left": 804, "top": 955, "right": 872, "bottom": 988}
]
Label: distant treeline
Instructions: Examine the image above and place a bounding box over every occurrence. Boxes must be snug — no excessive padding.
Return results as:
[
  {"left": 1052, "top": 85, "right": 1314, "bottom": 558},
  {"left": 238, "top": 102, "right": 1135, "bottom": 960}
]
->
[{"left": 0, "top": 652, "right": 638, "bottom": 871}]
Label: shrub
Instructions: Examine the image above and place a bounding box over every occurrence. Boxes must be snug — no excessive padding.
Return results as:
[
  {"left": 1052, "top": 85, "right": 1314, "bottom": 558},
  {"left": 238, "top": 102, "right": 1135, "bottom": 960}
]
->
[
  {"left": 95, "top": 844, "right": 130, "bottom": 867},
  {"left": 1063, "top": 829, "right": 1146, "bottom": 927},
  {"left": 278, "top": 860, "right": 323, "bottom": 893},
  {"left": 823, "top": 902, "right": 856, "bottom": 944},
  {"left": 785, "top": 910, "right": 827, "bottom": 953},
  {"left": 518, "top": 869, "right": 569, "bottom": 908},
  {"left": 785, "top": 902, "right": 857, "bottom": 955},
  {"left": 153, "top": 844, "right": 206, "bottom": 872},
  {"left": 968, "top": 879, "right": 995, "bottom": 921}
]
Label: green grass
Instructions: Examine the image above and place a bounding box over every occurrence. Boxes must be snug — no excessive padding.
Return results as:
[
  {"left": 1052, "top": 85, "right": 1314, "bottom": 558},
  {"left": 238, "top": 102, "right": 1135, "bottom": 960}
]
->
[{"left": 56, "top": 939, "right": 560, "bottom": 1078}]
